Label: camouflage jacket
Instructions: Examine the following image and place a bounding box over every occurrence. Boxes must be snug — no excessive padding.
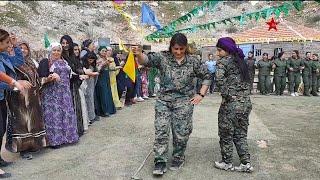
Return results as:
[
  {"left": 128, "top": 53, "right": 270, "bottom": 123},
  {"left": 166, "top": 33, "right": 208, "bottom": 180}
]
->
[
  {"left": 215, "top": 56, "right": 251, "bottom": 99},
  {"left": 144, "top": 52, "right": 212, "bottom": 101}
]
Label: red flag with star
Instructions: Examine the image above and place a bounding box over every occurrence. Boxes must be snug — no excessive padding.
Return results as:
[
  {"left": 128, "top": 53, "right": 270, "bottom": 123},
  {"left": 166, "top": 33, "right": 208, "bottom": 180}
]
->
[{"left": 266, "top": 18, "right": 279, "bottom": 31}]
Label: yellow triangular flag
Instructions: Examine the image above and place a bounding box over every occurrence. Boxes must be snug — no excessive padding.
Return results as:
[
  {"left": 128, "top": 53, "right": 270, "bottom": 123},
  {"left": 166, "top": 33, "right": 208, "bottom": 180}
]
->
[
  {"left": 119, "top": 38, "right": 129, "bottom": 53},
  {"left": 123, "top": 50, "right": 136, "bottom": 82}
]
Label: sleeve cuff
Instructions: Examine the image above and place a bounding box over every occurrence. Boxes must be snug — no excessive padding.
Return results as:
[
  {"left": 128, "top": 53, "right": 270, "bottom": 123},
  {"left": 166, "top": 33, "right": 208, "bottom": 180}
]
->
[
  {"left": 201, "top": 80, "right": 212, "bottom": 86},
  {"left": 142, "top": 54, "right": 149, "bottom": 65}
]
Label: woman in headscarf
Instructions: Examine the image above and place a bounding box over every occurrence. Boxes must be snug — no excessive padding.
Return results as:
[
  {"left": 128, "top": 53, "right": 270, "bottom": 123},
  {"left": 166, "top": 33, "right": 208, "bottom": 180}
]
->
[
  {"left": 38, "top": 42, "right": 79, "bottom": 148},
  {"left": 4, "top": 41, "right": 46, "bottom": 160},
  {"left": 60, "top": 35, "right": 85, "bottom": 136},
  {"left": 106, "top": 47, "right": 123, "bottom": 109},
  {"left": 214, "top": 37, "right": 253, "bottom": 172},
  {"left": 95, "top": 46, "right": 116, "bottom": 117}
]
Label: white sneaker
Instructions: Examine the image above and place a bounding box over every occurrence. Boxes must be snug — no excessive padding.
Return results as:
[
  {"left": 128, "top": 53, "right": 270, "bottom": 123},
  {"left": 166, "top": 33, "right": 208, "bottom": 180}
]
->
[
  {"left": 294, "top": 92, "right": 299, "bottom": 96},
  {"left": 290, "top": 93, "right": 296, "bottom": 97},
  {"left": 142, "top": 96, "right": 149, "bottom": 99},
  {"left": 214, "top": 161, "right": 234, "bottom": 171},
  {"left": 137, "top": 97, "right": 144, "bottom": 102},
  {"left": 234, "top": 163, "right": 254, "bottom": 173}
]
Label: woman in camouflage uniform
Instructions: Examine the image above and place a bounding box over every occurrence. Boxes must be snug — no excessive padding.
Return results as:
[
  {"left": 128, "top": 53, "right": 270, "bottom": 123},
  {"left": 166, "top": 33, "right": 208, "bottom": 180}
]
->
[
  {"left": 133, "top": 33, "right": 212, "bottom": 176},
  {"left": 214, "top": 37, "right": 253, "bottom": 173}
]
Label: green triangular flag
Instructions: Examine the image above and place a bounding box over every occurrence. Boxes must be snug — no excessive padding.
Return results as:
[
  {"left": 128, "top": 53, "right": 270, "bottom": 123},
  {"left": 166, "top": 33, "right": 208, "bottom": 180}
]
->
[
  {"left": 234, "top": 16, "right": 241, "bottom": 21},
  {"left": 211, "top": 22, "right": 216, "bottom": 29},
  {"left": 281, "top": 5, "right": 289, "bottom": 16},
  {"left": 247, "top": 13, "right": 254, "bottom": 20},
  {"left": 206, "top": 24, "right": 211, "bottom": 30},
  {"left": 44, "top": 33, "right": 50, "bottom": 49},
  {"left": 260, "top": 10, "right": 267, "bottom": 19},
  {"left": 240, "top": 15, "right": 244, "bottom": 25},
  {"left": 255, "top": 12, "right": 261, "bottom": 21},
  {"left": 266, "top": 8, "right": 273, "bottom": 18},
  {"left": 292, "top": 1, "right": 303, "bottom": 11},
  {"left": 275, "top": 9, "right": 281, "bottom": 17}
]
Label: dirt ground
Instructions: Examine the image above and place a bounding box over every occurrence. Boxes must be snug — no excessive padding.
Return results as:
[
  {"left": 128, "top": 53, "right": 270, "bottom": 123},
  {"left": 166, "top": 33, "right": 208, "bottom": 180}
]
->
[{"left": 3, "top": 94, "right": 320, "bottom": 180}]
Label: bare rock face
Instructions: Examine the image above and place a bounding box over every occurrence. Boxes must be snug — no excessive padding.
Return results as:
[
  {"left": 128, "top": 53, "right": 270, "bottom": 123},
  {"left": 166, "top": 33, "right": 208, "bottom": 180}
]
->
[{"left": 0, "top": 1, "right": 318, "bottom": 51}]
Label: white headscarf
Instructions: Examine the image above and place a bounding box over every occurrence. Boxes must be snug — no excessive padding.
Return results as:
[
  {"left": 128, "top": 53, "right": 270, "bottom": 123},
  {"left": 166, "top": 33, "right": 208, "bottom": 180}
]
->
[
  {"left": 48, "top": 42, "right": 62, "bottom": 53},
  {"left": 106, "top": 46, "right": 112, "bottom": 51}
]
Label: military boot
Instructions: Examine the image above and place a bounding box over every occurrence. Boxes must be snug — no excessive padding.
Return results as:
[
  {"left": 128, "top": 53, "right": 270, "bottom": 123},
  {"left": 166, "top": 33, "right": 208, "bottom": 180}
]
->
[
  {"left": 169, "top": 156, "right": 185, "bottom": 171},
  {"left": 153, "top": 162, "right": 167, "bottom": 176}
]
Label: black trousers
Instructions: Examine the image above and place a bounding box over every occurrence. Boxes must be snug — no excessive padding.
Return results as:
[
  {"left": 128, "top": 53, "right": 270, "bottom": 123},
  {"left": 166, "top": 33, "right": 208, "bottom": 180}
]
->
[
  {"left": 0, "top": 99, "right": 7, "bottom": 155},
  {"left": 125, "top": 82, "right": 135, "bottom": 103}
]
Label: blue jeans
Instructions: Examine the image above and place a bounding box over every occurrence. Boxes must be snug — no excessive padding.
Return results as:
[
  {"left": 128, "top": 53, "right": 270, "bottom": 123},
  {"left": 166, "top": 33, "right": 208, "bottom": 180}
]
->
[
  {"left": 134, "top": 72, "right": 142, "bottom": 97},
  {"left": 210, "top": 73, "right": 215, "bottom": 93}
]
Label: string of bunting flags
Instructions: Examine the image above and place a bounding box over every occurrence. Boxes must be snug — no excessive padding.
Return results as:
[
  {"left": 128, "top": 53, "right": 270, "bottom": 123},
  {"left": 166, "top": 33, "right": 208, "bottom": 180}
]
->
[
  {"left": 145, "top": 0, "right": 219, "bottom": 41},
  {"left": 145, "top": 1, "right": 304, "bottom": 42},
  {"left": 112, "top": 1, "right": 138, "bottom": 31},
  {"left": 153, "top": 36, "right": 320, "bottom": 47}
]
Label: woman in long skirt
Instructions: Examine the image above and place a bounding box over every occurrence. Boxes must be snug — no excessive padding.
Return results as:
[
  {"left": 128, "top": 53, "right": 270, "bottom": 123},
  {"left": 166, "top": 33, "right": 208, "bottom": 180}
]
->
[
  {"left": 38, "top": 43, "right": 78, "bottom": 148},
  {"left": 94, "top": 46, "right": 116, "bottom": 117},
  {"left": 106, "top": 47, "right": 123, "bottom": 109},
  {"left": 5, "top": 42, "right": 46, "bottom": 160},
  {"left": 60, "top": 35, "right": 85, "bottom": 136}
]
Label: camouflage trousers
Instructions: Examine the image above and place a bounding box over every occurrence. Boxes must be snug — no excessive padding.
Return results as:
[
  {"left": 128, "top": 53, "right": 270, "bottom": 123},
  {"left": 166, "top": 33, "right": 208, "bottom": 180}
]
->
[
  {"left": 248, "top": 71, "right": 255, "bottom": 93},
  {"left": 218, "top": 96, "right": 252, "bottom": 164},
  {"left": 154, "top": 98, "right": 194, "bottom": 163}
]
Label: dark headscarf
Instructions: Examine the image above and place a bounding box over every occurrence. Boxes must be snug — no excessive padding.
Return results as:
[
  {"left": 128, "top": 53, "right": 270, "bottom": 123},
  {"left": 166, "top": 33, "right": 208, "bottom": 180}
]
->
[
  {"left": 216, "top": 37, "right": 245, "bottom": 59},
  {"left": 82, "top": 39, "right": 93, "bottom": 50},
  {"left": 98, "top": 46, "right": 107, "bottom": 53},
  {"left": 216, "top": 37, "right": 249, "bottom": 82},
  {"left": 18, "top": 41, "right": 31, "bottom": 60}
]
